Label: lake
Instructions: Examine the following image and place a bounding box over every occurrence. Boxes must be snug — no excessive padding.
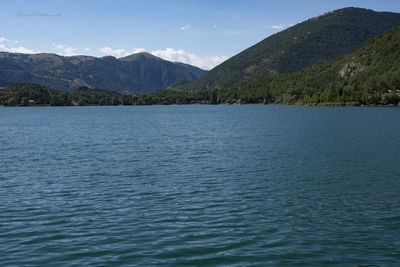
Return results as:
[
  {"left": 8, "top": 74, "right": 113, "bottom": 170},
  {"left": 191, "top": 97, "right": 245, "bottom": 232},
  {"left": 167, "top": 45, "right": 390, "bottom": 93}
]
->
[{"left": 1, "top": 105, "right": 400, "bottom": 266}]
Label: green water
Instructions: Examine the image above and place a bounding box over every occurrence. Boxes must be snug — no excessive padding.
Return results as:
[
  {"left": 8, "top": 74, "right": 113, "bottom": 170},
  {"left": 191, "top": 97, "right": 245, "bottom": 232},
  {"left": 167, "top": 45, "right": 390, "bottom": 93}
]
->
[{"left": 1, "top": 105, "right": 400, "bottom": 266}]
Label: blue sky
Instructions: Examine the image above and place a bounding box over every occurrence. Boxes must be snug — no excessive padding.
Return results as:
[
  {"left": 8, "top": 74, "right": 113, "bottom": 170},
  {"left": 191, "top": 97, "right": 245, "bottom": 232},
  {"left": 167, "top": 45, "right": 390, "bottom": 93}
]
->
[{"left": 0, "top": 0, "right": 399, "bottom": 69}]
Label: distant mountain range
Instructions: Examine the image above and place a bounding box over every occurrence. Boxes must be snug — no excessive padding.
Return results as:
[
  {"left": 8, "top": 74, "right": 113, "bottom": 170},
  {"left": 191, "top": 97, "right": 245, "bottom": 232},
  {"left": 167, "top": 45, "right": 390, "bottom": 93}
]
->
[
  {"left": 174, "top": 7, "right": 400, "bottom": 91},
  {"left": 0, "top": 52, "right": 206, "bottom": 94}
]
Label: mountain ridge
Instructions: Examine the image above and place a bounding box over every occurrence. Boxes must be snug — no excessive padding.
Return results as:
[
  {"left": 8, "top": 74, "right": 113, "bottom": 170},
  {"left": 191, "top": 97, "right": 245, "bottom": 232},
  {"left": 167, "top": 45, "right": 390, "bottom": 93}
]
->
[{"left": 0, "top": 51, "right": 206, "bottom": 94}]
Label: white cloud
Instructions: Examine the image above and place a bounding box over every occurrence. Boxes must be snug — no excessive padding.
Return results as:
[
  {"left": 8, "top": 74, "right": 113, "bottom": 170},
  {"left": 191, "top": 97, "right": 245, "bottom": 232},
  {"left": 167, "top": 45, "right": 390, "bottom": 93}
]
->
[
  {"left": 180, "top": 25, "right": 191, "bottom": 31},
  {"left": 84, "top": 47, "right": 91, "bottom": 52},
  {"left": 270, "top": 24, "right": 285, "bottom": 29},
  {"left": 213, "top": 25, "right": 218, "bottom": 29},
  {"left": 151, "top": 48, "right": 227, "bottom": 70},
  {"left": 0, "top": 36, "right": 37, "bottom": 53},
  {"left": 0, "top": 43, "right": 37, "bottom": 54},
  {"left": 52, "top": 43, "right": 77, "bottom": 56},
  {"left": 99, "top": 46, "right": 128, "bottom": 57},
  {"left": 0, "top": 36, "right": 9, "bottom": 42},
  {"left": 99, "top": 46, "right": 146, "bottom": 57},
  {"left": 132, "top": 48, "right": 146, "bottom": 54},
  {"left": 98, "top": 46, "right": 226, "bottom": 69}
]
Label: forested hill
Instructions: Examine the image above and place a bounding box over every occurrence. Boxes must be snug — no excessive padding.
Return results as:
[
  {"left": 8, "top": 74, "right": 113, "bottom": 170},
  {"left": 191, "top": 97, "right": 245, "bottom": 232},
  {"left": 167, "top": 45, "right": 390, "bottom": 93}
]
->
[
  {"left": 0, "top": 52, "right": 206, "bottom": 94},
  {"left": 210, "top": 23, "right": 400, "bottom": 106},
  {"left": 174, "top": 7, "right": 400, "bottom": 91}
]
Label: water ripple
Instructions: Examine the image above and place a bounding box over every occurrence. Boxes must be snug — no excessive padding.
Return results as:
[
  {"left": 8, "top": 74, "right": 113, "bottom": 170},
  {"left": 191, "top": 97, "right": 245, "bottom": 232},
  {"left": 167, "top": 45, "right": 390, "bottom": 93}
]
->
[{"left": 1, "top": 106, "right": 400, "bottom": 265}]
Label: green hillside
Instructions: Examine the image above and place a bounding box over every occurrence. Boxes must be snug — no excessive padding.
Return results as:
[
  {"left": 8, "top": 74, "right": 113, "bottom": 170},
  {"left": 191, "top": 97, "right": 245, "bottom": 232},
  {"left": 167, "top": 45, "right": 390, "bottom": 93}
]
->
[
  {"left": 222, "top": 23, "right": 400, "bottom": 106},
  {"left": 175, "top": 7, "right": 400, "bottom": 91}
]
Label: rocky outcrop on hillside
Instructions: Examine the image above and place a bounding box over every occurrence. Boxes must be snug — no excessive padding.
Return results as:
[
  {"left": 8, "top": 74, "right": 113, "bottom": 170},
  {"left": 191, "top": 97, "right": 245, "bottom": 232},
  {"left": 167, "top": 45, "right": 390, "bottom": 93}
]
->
[{"left": 339, "top": 61, "right": 367, "bottom": 78}]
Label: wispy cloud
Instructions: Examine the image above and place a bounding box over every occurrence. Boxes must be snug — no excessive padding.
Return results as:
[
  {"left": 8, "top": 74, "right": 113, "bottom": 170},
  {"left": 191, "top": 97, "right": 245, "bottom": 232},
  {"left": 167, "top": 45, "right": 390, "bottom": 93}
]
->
[
  {"left": 180, "top": 25, "right": 191, "bottom": 31},
  {"left": 270, "top": 24, "right": 285, "bottom": 29},
  {"left": 0, "top": 36, "right": 37, "bottom": 53},
  {"left": 99, "top": 47, "right": 146, "bottom": 57},
  {"left": 151, "top": 48, "right": 227, "bottom": 70},
  {"left": 270, "top": 24, "right": 294, "bottom": 30},
  {"left": 16, "top": 11, "right": 61, "bottom": 18},
  {"left": 99, "top": 46, "right": 226, "bottom": 69},
  {"left": 52, "top": 43, "right": 77, "bottom": 56},
  {"left": 0, "top": 36, "right": 9, "bottom": 43},
  {"left": 0, "top": 43, "right": 37, "bottom": 54},
  {"left": 99, "top": 46, "right": 127, "bottom": 57},
  {"left": 132, "top": 48, "right": 146, "bottom": 54}
]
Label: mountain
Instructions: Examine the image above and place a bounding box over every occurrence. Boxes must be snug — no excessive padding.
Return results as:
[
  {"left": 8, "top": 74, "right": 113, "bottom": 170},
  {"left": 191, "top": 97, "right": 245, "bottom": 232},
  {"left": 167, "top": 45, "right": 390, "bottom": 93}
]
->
[
  {"left": 201, "top": 22, "right": 400, "bottom": 106},
  {"left": 175, "top": 7, "right": 400, "bottom": 91},
  {"left": 0, "top": 52, "right": 206, "bottom": 94}
]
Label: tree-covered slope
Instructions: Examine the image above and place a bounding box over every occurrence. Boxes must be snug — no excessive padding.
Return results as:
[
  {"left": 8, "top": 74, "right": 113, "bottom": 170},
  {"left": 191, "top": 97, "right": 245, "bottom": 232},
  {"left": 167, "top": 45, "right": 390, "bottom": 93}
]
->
[
  {"left": 0, "top": 52, "right": 206, "bottom": 94},
  {"left": 0, "top": 83, "right": 67, "bottom": 106},
  {"left": 212, "top": 23, "right": 400, "bottom": 106},
  {"left": 0, "top": 83, "right": 145, "bottom": 106},
  {"left": 176, "top": 7, "right": 400, "bottom": 91}
]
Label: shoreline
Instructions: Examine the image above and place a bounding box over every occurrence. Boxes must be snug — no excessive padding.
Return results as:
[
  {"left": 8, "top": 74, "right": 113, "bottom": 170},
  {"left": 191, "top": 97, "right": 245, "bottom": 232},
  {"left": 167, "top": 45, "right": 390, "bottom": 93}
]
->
[{"left": 1, "top": 103, "right": 399, "bottom": 108}]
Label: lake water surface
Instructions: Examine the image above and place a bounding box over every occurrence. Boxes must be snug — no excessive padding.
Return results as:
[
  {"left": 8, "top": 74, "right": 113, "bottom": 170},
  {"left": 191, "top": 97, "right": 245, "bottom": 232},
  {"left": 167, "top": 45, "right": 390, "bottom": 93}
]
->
[{"left": 1, "top": 105, "right": 400, "bottom": 266}]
